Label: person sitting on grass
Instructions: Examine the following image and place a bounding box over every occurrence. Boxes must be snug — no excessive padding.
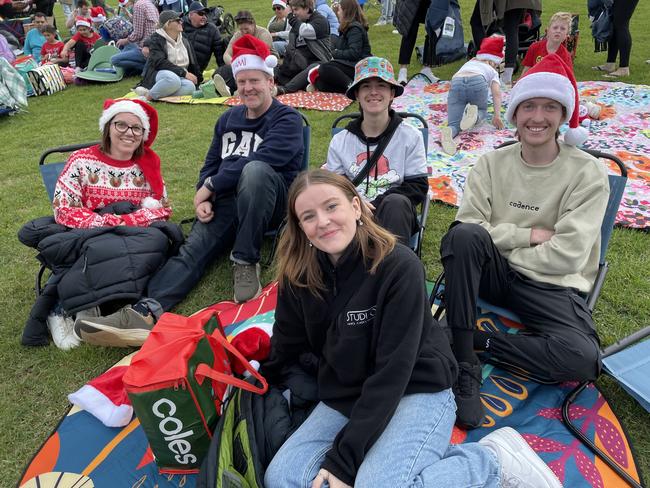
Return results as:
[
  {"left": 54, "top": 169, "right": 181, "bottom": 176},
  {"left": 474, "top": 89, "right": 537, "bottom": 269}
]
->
[
  {"left": 439, "top": 35, "right": 504, "bottom": 156},
  {"left": 306, "top": 0, "right": 370, "bottom": 94},
  {"left": 61, "top": 16, "right": 100, "bottom": 71},
  {"left": 325, "top": 56, "right": 427, "bottom": 244},
  {"left": 75, "top": 35, "right": 304, "bottom": 346},
  {"left": 519, "top": 11, "right": 573, "bottom": 78},
  {"left": 111, "top": 0, "right": 159, "bottom": 77},
  {"left": 22, "top": 12, "right": 48, "bottom": 63},
  {"left": 40, "top": 25, "right": 67, "bottom": 65},
  {"left": 439, "top": 54, "right": 609, "bottom": 430},
  {"left": 262, "top": 169, "right": 563, "bottom": 488},
  {"left": 133, "top": 10, "right": 202, "bottom": 101},
  {"left": 268, "top": 0, "right": 291, "bottom": 57},
  {"left": 182, "top": 1, "right": 224, "bottom": 73},
  {"left": 65, "top": 0, "right": 91, "bottom": 34}
]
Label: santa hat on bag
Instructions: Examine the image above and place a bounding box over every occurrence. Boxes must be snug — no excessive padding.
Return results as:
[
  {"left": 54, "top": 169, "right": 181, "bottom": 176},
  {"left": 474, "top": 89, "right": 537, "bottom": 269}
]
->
[
  {"left": 68, "top": 366, "right": 133, "bottom": 427},
  {"left": 75, "top": 16, "right": 92, "bottom": 29},
  {"left": 476, "top": 35, "right": 505, "bottom": 64},
  {"left": 98, "top": 98, "right": 165, "bottom": 199},
  {"left": 90, "top": 6, "right": 107, "bottom": 23},
  {"left": 231, "top": 34, "right": 278, "bottom": 78},
  {"left": 505, "top": 53, "right": 588, "bottom": 146}
]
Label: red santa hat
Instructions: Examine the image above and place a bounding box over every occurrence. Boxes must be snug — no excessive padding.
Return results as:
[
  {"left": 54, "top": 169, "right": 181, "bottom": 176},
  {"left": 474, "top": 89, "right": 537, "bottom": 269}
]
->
[
  {"left": 231, "top": 34, "right": 278, "bottom": 78},
  {"left": 98, "top": 98, "right": 165, "bottom": 199},
  {"left": 505, "top": 53, "right": 588, "bottom": 146},
  {"left": 75, "top": 16, "right": 92, "bottom": 29},
  {"left": 90, "top": 6, "right": 106, "bottom": 23},
  {"left": 68, "top": 366, "right": 133, "bottom": 427},
  {"left": 476, "top": 35, "right": 504, "bottom": 64}
]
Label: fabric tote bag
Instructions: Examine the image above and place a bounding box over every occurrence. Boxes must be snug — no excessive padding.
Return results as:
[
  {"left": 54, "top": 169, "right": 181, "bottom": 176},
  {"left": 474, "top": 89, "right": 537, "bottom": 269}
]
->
[{"left": 123, "top": 309, "right": 268, "bottom": 474}]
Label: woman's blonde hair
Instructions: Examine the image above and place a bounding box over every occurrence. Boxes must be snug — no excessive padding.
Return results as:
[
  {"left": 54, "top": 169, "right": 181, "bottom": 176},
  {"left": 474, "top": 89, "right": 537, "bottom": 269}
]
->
[
  {"left": 339, "top": 0, "right": 367, "bottom": 33},
  {"left": 275, "top": 169, "right": 396, "bottom": 295}
]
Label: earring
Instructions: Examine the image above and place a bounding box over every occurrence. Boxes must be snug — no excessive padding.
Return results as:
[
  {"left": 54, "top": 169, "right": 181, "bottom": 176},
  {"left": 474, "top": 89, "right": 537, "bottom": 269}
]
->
[
  {"left": 308, "top": 241, "right": 313, "bottom": 247},
  {"left": 357, "top": 219, "right": 364, "bottom": 226}
]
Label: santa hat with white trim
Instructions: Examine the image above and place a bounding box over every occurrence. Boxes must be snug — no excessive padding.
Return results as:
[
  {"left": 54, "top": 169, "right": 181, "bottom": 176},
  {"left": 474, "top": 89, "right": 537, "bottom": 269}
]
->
[
  {"left": 90, "top": 6, "right": 106, "bottom": 23},
  {"left": 75, "top": 16, "right": 92, "bottom": 29},
  {"left": 505, "top": 52, "right": 588, "bottom": 146},
  {"left": 476, "top": 35, "right": 504, "bottom": 64},
  {"left": 231, "top": 34, "right": 278, "bottom": 78}
]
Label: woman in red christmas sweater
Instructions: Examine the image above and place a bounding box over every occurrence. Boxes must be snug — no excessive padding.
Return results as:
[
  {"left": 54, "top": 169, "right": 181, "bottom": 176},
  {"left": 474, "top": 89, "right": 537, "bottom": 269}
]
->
[{"left": 53, "top": 98, "right": 172, "bottom": 228}]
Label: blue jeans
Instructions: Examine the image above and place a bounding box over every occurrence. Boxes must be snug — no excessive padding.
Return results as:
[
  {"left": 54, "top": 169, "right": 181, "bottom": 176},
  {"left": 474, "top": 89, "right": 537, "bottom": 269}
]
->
[
  {"left": 146, "top": 161, "right": 287, "bottom": 311},
  {"left": 111, "top": 43, "right": 146, "bottom": 76},
  {"left": 447, "top": 75, "right": 489, "bottom": 138},
  {"left": 265, "top": 390, "right": 500, "bottom": 488},
  {"left": 149, "top": 69, "right": 196, "bottom": 100},
  {"left": 273, "top": 39, "right": 288, "bottom": 57},
  {"left": 380, "top": 0, "right": 395, "bottom": 22}
]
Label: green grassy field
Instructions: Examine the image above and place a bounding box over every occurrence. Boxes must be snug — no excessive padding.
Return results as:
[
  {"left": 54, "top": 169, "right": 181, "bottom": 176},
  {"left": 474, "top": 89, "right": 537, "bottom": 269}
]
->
[{"left": 2, "top": 0, "right": 649, "bottom": 485}]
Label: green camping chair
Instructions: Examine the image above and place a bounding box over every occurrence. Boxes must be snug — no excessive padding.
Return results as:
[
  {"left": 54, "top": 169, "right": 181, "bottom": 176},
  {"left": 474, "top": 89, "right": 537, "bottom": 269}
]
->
[{"left": 75, "top": 45, "right": 124, "bottom": 83}]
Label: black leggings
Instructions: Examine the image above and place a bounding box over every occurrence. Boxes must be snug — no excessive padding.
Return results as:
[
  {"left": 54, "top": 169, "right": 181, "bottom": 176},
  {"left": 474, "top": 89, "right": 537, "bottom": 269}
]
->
[
  {"left": 397, "top": 0, "right": 433, "bottom": 65},
  {"left": 75, "top": 41, "right": 92, "bottom": 69},
  {"left": 314, "top": 61, "right": 355, "bottom": 94},
  {"left": 607, "top": 0, "right": 639, "bottom": 68},
  {"left": 470, "top": 3, "right": 523, "bottom": 68}
]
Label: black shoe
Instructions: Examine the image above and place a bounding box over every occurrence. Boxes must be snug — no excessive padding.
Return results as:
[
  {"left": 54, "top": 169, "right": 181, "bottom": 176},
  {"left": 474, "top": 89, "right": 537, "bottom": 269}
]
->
[{"left": 453, "top": 361, "right": 485, "bottom": 430}]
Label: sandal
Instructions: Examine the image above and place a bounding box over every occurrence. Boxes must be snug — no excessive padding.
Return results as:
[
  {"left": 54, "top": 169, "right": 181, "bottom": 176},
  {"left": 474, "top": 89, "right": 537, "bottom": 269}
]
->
[
  {"left": 592, "top": 64, "right": 615, "bottom": 73},
  {"left": 604, "top": 68, "right": 630, "bottom": 78}
]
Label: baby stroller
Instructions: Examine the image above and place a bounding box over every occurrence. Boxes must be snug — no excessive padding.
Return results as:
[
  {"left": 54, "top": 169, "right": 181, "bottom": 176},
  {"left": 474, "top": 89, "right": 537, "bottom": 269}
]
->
[{"left": 206, "top": 5, "right": 235, "bottom": 38}]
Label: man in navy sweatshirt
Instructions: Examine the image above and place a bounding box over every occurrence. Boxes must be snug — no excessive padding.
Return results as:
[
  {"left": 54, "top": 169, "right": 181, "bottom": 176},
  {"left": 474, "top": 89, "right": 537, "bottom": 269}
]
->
[{"left": 75, "top": 35, "right": 304, "bottom": 347}]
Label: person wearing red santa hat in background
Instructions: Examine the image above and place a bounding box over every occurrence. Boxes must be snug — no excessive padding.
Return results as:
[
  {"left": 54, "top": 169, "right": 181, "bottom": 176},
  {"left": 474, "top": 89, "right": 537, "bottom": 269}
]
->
[
  {"left": 439, "top": 52, "right": 610, "bottom": 432},
  {"left": 61, "top": 16, "right": 101, "bottom": 71},
  {"left": 440, "top": 35, "right": 505, "bottom": 156},
  {"left": 75, "top": 34, "right": 303, "bottom": 348}
]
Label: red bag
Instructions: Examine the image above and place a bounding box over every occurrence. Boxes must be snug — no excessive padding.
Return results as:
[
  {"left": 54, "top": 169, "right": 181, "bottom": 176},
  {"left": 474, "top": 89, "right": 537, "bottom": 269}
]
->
[{"left": 123, "top": 309, "right": 267, "bottom": 473}]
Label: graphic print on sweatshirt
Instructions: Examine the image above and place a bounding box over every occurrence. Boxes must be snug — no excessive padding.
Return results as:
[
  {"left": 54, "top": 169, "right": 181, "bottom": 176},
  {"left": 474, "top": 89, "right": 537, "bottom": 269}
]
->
[
  {"left": 350, "top": 151, "right": 399, "bottom": 200},
  {"left": 221, "top": 131, "right": 264, "bottom": 159}
]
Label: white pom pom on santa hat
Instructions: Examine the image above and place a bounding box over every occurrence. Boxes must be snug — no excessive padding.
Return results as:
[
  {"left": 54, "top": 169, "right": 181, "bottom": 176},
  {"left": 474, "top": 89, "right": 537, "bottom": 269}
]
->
[
  {"left": 231, "top": 34, "right": 278, "bottom": 78},
  {"left": 505, "top": 53, "right": 588, "bottom": 146}
]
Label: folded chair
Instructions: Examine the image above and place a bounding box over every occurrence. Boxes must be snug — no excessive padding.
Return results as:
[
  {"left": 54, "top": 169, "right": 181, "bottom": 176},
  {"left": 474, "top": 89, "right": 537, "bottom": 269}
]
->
[
  {"left": 75, "top": 44, "right": 124, "bottom": 83},
  {"left": 430, "top": 143, "right": 647, "bottom": 487},
  {"left": 331, "top": 111, "right": 431, "bottom": 257}
]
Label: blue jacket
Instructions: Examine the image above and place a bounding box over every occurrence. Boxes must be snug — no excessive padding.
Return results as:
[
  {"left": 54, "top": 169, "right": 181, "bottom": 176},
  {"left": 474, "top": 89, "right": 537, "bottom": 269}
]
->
[
  {"left": 316, "top": 0, "right": 339, "bottom": 36},
  {"left": 198, "top": 99, "right": 304, "bottom": 195}
]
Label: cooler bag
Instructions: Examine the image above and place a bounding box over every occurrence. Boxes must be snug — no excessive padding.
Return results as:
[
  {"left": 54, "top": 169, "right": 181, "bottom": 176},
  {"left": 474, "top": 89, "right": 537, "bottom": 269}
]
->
[
  {"left": 27, "top": 64, "right": 66, "bottom": 96},
  {"left": 11, "top": 55, "right": 37, "bottom": 96},
  {"left": 123, "top": 309, "right": 268, "bottom": 474}
]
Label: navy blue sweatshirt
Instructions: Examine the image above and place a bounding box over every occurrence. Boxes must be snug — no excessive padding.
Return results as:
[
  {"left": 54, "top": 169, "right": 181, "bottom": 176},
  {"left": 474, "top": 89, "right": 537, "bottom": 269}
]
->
[
  {"left": 263, "top": 243, "right": 457, "bottom": 485},
  {"left": 197, "top": 99, "right": 304, "bottom": 195}
]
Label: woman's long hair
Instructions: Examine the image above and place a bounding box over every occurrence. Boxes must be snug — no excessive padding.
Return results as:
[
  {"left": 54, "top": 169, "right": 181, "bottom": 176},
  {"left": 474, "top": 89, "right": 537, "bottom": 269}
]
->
[
  {"left": 275, "top": 169, "right": 396, "bottom": 295},
  {"left": 339, "top": 0, "right": 367, "bottom": 33}
]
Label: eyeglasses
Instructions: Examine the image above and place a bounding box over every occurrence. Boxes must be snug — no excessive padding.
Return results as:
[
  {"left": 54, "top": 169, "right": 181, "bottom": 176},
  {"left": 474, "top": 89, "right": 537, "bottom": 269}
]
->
[{"left": 112, "top": 121, "right": 144, "bottom": 136}]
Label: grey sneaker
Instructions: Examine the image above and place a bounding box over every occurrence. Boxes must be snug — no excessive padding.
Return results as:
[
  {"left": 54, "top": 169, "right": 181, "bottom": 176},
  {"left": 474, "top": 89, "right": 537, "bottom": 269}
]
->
[
  {"left": 440, "top": 126, "right": 457, "bottom": 155},
  {"left": 134, "top": 86, "right": 149, "bottom": 98},
  {"left": 460, "top": 103, "right": 479, "bottom": 130},
  {"left": 479, "top": 427, "right": 563, "bottom": 488},
  {"left": 74, "top": 305, "right": 154, "bottom": 347},
  {"left": 233, "top": 262, "right": 262, "bottom": 303},
  {"left": 212, "top": 73, "right": 231, "bottom": 97}
]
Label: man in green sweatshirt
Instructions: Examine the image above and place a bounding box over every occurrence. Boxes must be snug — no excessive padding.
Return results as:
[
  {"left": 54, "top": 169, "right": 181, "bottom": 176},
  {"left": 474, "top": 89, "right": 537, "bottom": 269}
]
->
[{"left": 440, "top": 54, "right": 610, "bottom": 430}]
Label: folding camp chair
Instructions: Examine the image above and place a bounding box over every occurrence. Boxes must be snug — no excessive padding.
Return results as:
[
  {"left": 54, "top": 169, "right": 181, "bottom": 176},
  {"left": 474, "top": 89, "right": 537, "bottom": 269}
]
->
[
  {"left": 331, "top": 111, "right": 431, "bottom": 257},
  {"left": 36, "top": 141, "right": 98, "bottom": 295},
  {"left": 75, "top": 45, "right": 124, "bottom": 83}
]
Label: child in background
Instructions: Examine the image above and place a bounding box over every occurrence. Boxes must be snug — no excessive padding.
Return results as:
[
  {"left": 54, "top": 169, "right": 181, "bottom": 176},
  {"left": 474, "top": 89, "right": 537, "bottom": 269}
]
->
[
  {"left": 440, "top": 35, "right": 504, "bottom": 156},
  {"left": 61, "top": 17, "right": 101, "bottom": 71},
  {"left": 40, "top": 25, "right": 67, "bottom": 65},
  {"left": 520, "top": 12, "right": 573, "bottom": 78}
]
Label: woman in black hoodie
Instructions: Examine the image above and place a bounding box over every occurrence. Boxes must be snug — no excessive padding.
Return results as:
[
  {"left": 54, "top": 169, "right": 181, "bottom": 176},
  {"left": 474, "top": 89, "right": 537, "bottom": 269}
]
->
[{"left": 262, "top": 170, "right": 562, "bottom": 488}]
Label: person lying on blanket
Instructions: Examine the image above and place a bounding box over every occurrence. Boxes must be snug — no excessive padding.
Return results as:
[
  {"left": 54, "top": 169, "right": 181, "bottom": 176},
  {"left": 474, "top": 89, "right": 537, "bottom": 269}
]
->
[
  {"left": 325, "top": 56, "right": 428, "bottom": 244},
  {"left": 75, "top": 34, "right": 304, "bottom": 346},
  {"left": 262, "top": 169, "right": 562, "bottom": 488},
  {"left": 439, "top": 35, "right": 505, "bottom": 156},
  {"left": 440, "top": 53, "right": 610, "bottom": 430}
]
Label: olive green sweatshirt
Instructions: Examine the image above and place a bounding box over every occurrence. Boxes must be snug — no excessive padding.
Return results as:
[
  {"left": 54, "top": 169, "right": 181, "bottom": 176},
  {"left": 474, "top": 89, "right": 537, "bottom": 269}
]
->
[{"left": 456, "top": 142, "right": 610, "bottom": 293}]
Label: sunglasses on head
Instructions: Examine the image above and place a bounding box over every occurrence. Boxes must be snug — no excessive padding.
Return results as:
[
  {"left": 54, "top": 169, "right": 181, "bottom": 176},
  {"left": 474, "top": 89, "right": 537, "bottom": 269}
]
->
[{"left": 273, "top": 5, "right": 284, "bottom": 9}]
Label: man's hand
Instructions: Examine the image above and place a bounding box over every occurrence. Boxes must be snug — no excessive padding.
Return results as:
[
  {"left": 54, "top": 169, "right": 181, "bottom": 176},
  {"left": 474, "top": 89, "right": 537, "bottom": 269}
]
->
[
  {"left": 287, "top": 12, "right": 299, "bottom": 27},
  {"left": 311, "top": 469, "right": 351, "bottom": 488},
  {"left": 492, "top": 115, "right": 504, "bottom": 129},
  {"left": 116, "top": 38, "right": 128, "bottom": 48},
  {"left": 195, "top": 201, "right": 214, "bottom": 223},
  {"left": 530, "top": 228, "right": 554, "bottom": 245},
  {"left": 194, "top": 185, "right": 214, "bottom": 208},
  {"left": 185, "top": 71, "right": 198, "bottom": 85},
  {"left": 141, "top": 46, "right": 150, "bottom": 57}
]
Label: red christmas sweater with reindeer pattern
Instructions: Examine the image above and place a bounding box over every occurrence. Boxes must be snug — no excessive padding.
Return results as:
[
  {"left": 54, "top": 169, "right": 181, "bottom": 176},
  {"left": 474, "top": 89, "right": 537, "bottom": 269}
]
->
[{"left": 53, "top": 145, "right": 172, "bottom": 228}]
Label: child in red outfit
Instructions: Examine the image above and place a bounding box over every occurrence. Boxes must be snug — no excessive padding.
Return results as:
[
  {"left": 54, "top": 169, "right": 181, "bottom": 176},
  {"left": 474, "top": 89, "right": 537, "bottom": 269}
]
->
[
  {"left": 61, "top": 17, "right": 101, "bottom": 69},
  {"left": 520, "top": 12, "right": 573, "bottom": 78},
  {"left": 40, "top": 25, "right": 67, "bottom": 65}
]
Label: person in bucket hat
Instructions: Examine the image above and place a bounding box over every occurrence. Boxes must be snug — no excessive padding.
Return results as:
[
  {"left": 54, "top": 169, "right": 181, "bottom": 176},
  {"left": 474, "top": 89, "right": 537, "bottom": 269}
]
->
[
  {"left": 325, "top": 56, "right": 427, "bottom": 243},
  {"left": 439, "top": 35, "right": 505, "bottom": 156},
  {"left": 438, "top": 52, "right": 610, "bottom": 431}
]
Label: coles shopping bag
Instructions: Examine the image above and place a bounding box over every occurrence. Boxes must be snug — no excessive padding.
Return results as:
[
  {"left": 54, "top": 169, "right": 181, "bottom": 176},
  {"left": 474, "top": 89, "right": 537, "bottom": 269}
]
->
[{"left": 123, "top": 309, "right": 268, "bottom": 474}]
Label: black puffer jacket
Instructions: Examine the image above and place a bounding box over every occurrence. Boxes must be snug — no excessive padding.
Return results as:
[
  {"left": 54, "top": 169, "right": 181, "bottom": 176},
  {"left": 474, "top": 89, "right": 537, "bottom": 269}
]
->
[
  {"left": 18, "top": 212, "right": 183, "bottom": 346},
  {"left": 140, "top": 31, "right": 203, "bottom": 90},
  {"left": 394, "top": 0, "right": 429, "bottom": 37},
  {"left": 182, "top": 18, "right": 224, "bottom": 71},
  {"left": 331, "top": 21, "right": 371, "bottom": 66}
]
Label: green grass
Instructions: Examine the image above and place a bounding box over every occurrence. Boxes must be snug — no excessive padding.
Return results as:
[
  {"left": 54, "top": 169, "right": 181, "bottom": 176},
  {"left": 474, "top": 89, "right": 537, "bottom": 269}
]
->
[{"left": 2, "top": 0, "right": 649, "bottom": 485}]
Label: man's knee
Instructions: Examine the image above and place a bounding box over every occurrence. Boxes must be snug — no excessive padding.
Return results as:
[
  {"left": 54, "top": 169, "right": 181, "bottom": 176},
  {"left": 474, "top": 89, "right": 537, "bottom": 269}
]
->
[
  {"left": 238, "top": 160, "right": 274, "bottom": 194},
  {"left": 547, "top": 333, "right": 601, "bottom": 382},
  {"left": 440, "top": 222, "right": 491, "bottom": 258},
  {"left": 379, "top": 192, "right": 412, "bottom": 212}
]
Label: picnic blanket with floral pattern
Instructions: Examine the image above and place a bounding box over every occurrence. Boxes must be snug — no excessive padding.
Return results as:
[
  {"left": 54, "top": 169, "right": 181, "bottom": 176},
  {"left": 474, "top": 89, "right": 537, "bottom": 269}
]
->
[
  {"left": 225, "top": 90, "right": 353, "bottom": 112},
  {"left": 393, "top": 77, "right": 650, "bottom": 229}
]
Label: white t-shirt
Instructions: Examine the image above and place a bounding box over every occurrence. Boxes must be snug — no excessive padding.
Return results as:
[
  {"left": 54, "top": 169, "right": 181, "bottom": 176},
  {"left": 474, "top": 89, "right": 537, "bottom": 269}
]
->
[{"left": 454, "top": 59, "right": 499, "bottom": 86}]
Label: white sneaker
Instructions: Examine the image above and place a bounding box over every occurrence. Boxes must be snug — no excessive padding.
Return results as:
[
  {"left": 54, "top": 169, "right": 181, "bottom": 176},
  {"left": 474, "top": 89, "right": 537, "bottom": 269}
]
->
[
  {"left": 440, "top": 126, "right": 457, "bottom": 155},
  {"left": 397, "top": 67, "right": 407, "bottom": 86},
  {"left": 460, "top": 104, "right": 479, "bottom": 130},
  {"left": 479, "top": 427, "right": 563, "bottom": 488},
  {"left": 212, "top": 73, "right": 231, "bottom": 97},
  {"left": 134, "top": 86, "right": 149, "bottom": 98},
  {"left": 48, "top": 313, "right": 81, "bottom": 351},
  {"left": 375, "top": 18, "right": 387, "bottom": 25},
  {"left": 392, "top": 29, "right": 399, "bottom": 34},
  {"left": 420, "top": 66, "right": 439, "bottom": 82},
  {"left": 585, "top": 101, "right": 601, "bottom": 119}
]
